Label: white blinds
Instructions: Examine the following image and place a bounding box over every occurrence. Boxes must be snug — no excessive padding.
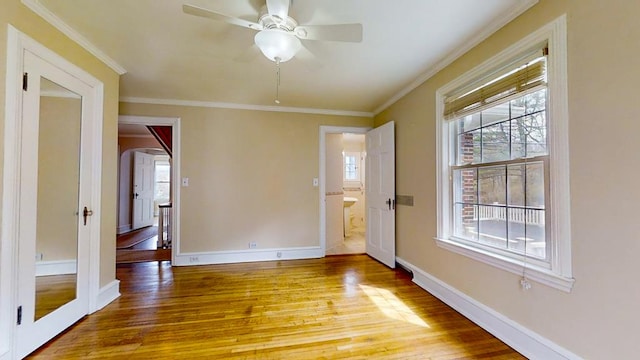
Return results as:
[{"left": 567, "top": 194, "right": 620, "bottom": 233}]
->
[{"left": 443, "top": 50, "right": 547, "bottom": 121}]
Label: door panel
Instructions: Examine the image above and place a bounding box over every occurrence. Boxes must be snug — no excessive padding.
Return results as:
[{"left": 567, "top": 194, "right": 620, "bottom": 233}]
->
[
  {"left": 16, "top": 50, "right": 93, "bottom": 359},
  {"left": 132, "top": 151, "right": 155, "bottom": 229},
  {"left": 365, "top": 121, "right": 396, "bottom": 268}
]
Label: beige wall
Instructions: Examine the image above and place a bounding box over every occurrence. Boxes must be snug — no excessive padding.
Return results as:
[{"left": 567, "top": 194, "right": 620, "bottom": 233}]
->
[
  {"left": 374, "top": 0, "right": 640, "bottom": 358},
  {"left": 0, "top": 0, "right": 120, "bottom": 287},
  {"left": 119, "top": 102, "right": 372, "bottom": 252},
  {"left": 325, "top": 133, "right": 345, "bottom": 249},
  {"left": 325, "top": 134, "right": 344, "bottom": 193}
]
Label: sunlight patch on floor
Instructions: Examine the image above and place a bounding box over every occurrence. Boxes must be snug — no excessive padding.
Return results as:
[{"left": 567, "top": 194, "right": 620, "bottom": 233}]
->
[{"left": 359, "top": 284, "right": 430, "bottom": 328}]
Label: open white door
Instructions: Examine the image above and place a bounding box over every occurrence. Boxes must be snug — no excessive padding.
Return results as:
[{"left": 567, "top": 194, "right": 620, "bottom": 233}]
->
[
  {"left": 365, "top": 121, "right": 395, "bottom": 268},
  {"left": 15, "top": 48, "right": 97, "bottom": 359},
  {"left": 132, "top": 151, "right": 155, "bottom": 229}
]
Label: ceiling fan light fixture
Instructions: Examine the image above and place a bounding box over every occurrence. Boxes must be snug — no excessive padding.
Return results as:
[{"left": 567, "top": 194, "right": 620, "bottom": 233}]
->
[{"left": 254, "top": 29, "right": 301, "bottom": 63}]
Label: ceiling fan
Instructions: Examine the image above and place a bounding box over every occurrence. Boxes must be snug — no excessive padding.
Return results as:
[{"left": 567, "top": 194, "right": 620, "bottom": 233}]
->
[{"left": 182, "top": 0, "right": 363, "bottom": 64}]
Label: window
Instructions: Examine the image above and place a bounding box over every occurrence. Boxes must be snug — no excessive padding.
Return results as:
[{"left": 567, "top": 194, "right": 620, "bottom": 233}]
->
[
  {"left": 154, "top": 158, "right": 170, "bottom": 206},
  {"left": 435, "top": 16, "right": 573, "bottom": 292},
  {"left": 343, "top": 152, "right": 361, "bottom": 182}
]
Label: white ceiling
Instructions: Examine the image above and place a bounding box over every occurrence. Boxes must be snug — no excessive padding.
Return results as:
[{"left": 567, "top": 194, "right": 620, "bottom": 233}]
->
[{"left": 37, "top": 0, "right": 535, "bottom": 115}]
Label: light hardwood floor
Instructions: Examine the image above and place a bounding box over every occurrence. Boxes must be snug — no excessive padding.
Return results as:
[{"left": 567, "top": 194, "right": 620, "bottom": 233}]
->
[{"left": 28, "top": 255, "right": 524, "bottom": 359}]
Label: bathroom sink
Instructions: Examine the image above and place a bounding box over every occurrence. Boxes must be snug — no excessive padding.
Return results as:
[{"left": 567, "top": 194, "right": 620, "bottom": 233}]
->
[{"left": 344, "top": 197, "right": 358, "bottom": 208}]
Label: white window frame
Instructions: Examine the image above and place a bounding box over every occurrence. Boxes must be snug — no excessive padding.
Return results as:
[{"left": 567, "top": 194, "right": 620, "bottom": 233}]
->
[{"left": 435, "top": 15, "right": 574, "bottom": 292}]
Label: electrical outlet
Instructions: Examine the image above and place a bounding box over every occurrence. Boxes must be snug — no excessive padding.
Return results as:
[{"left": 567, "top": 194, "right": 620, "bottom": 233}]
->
[
  {"left": 35, "top": 253, "right": 43, "bottom": 261},
  {"left": 189, "top": 256, "right": 199, "bottom": 263},
  {"left": 276, "top": 251, "right": 282, "bottom": 258},
  {"left": 249, "top": 242, "right": 257, "bottom": 249}
]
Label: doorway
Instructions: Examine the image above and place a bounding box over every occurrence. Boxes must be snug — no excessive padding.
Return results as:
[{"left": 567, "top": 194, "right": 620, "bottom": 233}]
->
[
  {"left": 320, "top": 126, "right": 369, "bottom": 256},
  {"left": 117, "top": 116, "right": 181, "bottom": 264}
]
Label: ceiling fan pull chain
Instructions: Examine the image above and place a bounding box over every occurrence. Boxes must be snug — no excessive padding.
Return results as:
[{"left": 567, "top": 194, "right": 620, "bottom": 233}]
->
[{"left": 275, "top": 57, "right": 281, "bottom": 104}]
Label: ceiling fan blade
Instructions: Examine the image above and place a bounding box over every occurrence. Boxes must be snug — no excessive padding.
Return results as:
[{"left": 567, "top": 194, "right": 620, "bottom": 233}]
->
[
  {"left": 295, "top": 45, "right": 323, "bottom": 71},
  {"left": 266, "top": 0, "right": 290, "bottom": 20},
  {"left": 183, "top": 4, "right": 263, "bottom": 31},
  {"left": 294, "top": 23, "right": 363, "bottom": 42}
]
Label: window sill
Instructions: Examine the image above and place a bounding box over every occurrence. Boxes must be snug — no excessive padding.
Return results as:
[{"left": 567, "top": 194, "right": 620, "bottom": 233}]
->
[{"left": 434, "top": 237, "right": 575, "bottom": 293}]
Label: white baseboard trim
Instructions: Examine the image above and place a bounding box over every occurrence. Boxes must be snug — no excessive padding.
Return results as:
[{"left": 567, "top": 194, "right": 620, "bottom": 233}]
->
[
  {"left": 35, "top": 260, "right": 77, "bottom": 276},
  {"left": 174, "top": 246, "right": 323, "bottom": 266},
  {"left": 117, "top": 224, "right": 132, "bottom": 234},
  {"left": 95, "top": 279, "right": 120, "bottom": 312},
  {"left": 395, "top": 257, "right": 581, "bottom": 360}
]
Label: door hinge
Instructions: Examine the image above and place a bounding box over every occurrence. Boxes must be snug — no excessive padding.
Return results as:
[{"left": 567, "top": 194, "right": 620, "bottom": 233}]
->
[
  {"left": 17, "top": 305, "right": 22, "bottom": 325},
  {"left": 22, "top": 73, "right": 28, "bottom": 91}
]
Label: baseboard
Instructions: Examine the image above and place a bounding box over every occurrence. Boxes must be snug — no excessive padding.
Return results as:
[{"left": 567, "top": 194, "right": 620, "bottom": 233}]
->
[
  {"left": 95, "top": 279, "right": 120, "bottom": 312},
  {"left": 174, "top": 246, "right": 323, "bottom": 266},
  {"left": 35, "top": 260, "right": 77, "bottom": 276},
  {"left": 117, "top": 224, "right": 132, "bottom": 234},
  {"left": 395, "top": 257, "right": 581, "bottom": 360}
]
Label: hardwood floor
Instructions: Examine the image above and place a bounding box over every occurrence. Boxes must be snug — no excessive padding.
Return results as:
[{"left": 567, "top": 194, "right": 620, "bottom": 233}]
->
[
  {"left": 28, "top": 255, "right": 524, "bottom": 359},
  {"left": 116, "top": 226, "right": 171, "bottom": 264}
]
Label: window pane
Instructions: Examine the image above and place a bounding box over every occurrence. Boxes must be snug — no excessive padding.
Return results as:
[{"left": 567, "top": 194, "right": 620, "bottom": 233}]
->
[
  {"left": 526, "top": 162, "right": 545, "bottom": 208},
  {"left": 481, "top": 123, "right": 510, "bottom": 162},
  {"left": 478, "top": 205, "right": 507, "bottom": 249},
  {"left": 458, "top": 113, "right": 481, "bottom": 133},
  {"left": 507, "top": 208, "right": 546, "bottom": 259},
  {"left": 155, "top": 163, "right": 170, "bottom": 182},
  {"left": 524, "top": 112, "right": 547, "bottom": 157},
  {"left": 526, "top": 210, "right": 546, "bottom": 259},
  {"left": 345, "top": 155, "right": 358, "bottom": 180},
  {"left": 507, "top": 164, "right": 525, "bottom": 206},
  {"left": 457, "top": 130, "right": 480, "bottom": 165},
  {"left": 510, "top": 119, "right": 526, "bottom": 159},
  {"left": 481, "top": 102, "right": 510, "bottom": 127},
  {"left": 511, "top": 97, "right": 526, "bottom": 119},
  {"left": 524, "top": 88, "right": 547, "bottom": 114},
  {"left": 155, "top": 182, "right": 170, "bottom": 202},
  {"left": 507, "top": 209, "right": 526, "bottom": 253},
  {"left": 478, "top": 166, "right": 506, "bottom": 205},
  {"left": 454, "top": 169, "right": 477, "bottom": 204},
  {"left": 454, "top": 203, "right": 477, "bottom": 240}
]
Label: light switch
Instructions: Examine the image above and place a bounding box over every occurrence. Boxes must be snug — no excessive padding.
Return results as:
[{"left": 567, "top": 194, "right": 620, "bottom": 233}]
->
[
  {"left": 182, "top": 177, "right": 189, "bottom": 187},
  {"left": 312, "top": 178, "right": 319, "bottom": 187}
]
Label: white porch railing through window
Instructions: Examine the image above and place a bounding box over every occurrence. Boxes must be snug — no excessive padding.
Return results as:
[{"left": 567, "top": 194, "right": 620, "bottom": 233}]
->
[{"left": 475, "top": 205, "right": 545, "bottom": 225}]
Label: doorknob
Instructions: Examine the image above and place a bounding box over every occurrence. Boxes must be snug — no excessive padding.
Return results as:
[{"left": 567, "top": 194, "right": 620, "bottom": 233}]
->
[
  {"left": 82, "top": 206, "right": 93, "bottom": 226},
  {"left": 133, "top": 192, "right": 139, "bottom": 199},
  {"left": 386, "top": 198, "right": 391, "bottom": 210}
]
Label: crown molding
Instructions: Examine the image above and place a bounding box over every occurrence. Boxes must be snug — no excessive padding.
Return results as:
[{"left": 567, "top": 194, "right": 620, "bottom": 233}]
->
[
  {"left": 119, "top": 97, "right": 374, "bottom": 118},
  {"left": 21, "top": 0, "right": 127, "bottom": 75},
  {"left": 373, "top": 0, "right": 539, "bottom": 115}
]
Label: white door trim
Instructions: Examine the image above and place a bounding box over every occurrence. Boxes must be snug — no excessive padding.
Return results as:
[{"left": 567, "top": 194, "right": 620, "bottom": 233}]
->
[
  {"left": 1, "top": 25, "right": 104, "bottom": 359},
  {"left": 118, "top": 115, "right": 181, "bottom": 264},
  {"left": 319, "top": 126, "right": 370, "bottom": 255}
]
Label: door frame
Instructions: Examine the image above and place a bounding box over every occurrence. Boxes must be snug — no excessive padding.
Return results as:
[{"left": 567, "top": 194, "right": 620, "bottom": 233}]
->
[
  {"left": 0, "top": 26, "right": 104, "bottom": 359},
  {"left": 118, "top": 115, "right": 181, "bottom": 263},
  {"left": 319, "top": 126, "right": 370, "bottom": 255}
]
